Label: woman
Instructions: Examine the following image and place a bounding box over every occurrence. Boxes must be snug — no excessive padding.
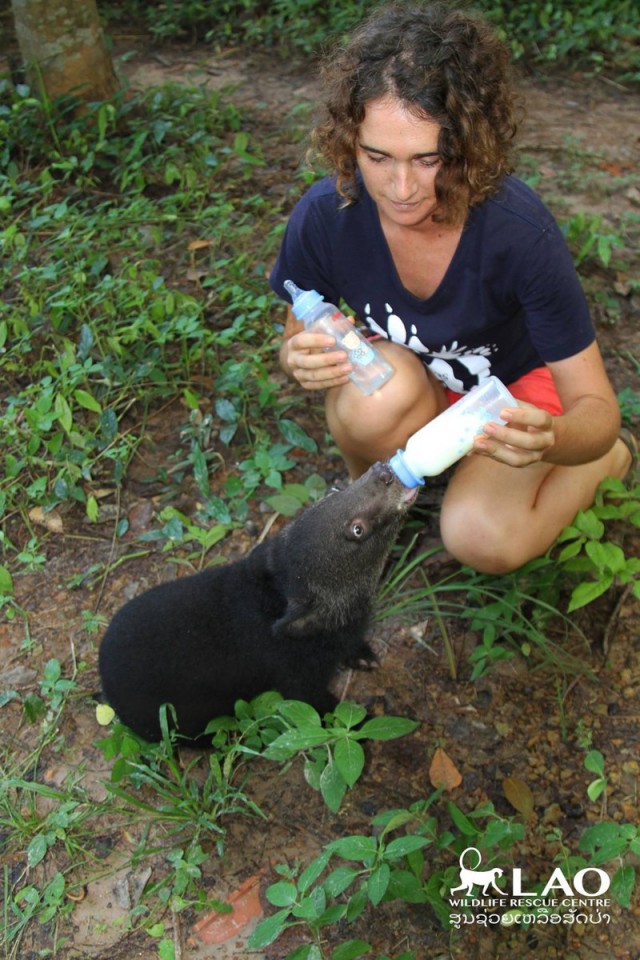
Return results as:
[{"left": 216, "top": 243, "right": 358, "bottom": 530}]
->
[{"left": 269, "top": 1, "right": 633, "bottom": 574}]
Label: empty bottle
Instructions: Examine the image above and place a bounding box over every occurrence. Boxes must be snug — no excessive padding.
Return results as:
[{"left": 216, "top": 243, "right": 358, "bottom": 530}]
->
[
  {"left": 389, "top": 376, "right": 519, "bottom": 486},
  {"left": 284, "top": 280, "right": 394, "bottom": 395}
]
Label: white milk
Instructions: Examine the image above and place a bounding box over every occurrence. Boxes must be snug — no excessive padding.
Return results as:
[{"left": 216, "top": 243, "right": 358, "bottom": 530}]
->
[{"left": 389, "top": 376, "right": 519, "bottom": 485}]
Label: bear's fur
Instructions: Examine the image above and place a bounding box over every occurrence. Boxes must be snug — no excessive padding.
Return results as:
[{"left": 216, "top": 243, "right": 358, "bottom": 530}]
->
[{"left": 98, "top": 462, "right": 415, "bottom": 741}]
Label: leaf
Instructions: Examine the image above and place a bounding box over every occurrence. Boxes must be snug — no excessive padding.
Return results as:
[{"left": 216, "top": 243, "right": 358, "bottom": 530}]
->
[
  {"left": 447, "top": 802, "right": 479, "bottom": 837},
  {"left": 96, "top": 704, "right": 116, "bottom": 726},
  {"left": 584, "top": 750, "right": 605, "bottom": 776},
  {"left": 611, "top": 865, "right": 636, "bottom": 908},
  {"left": 386, "top": 868, "right": 428, "bottom": 903},
  {"left": 247, "top": 909, "right": 291, "bottom": 949},
  {"left": 579, "top": 821, "right": 628, "bottom": 861},
  {"left": 574, "top": 510, "right": 605, "bottom": 539},
  {"left": 334, "top": 738, "right": 365, "bottom": 789},
  {"left": 502, "top": 776, "right": 535, "bottom": 819},
  {"left": 367, "top": 863, "right": 391, "bottom": 906},
  {"left": 289, "top": 946, "right": 323, "bottom": 960},
  {"left": 356, "top": 716, "right": 418, "bottom": 741},
  {"left": 54, "top": 392, "right": 73, "bottom": 433},
  {"left": 585, "top": 540, "right": 626, "bottom": 574},
  {"left": 567, "top": 576, "right": 613, "bottom": 612},
  {"left": 0, "top": 564, "right": 13, "bottom": 596},
  {"left": 384, "top": 835, "right": 430, "bottom": 860},
  {"left": 192, "top": 443, "right": 210, "bottom": 495},
  {"left": 319, "top": 759, "right": 347, "bottom": 813},
  {"left": 328, "top": 835, "right": 378, "bottom": 863},
  {"left": 429, "top": 747, "right": 462, "bottom": 790},
  {"left": 278, "top": 418, "right": 318, "bottom": 453},
  {"left": 266, "top": 881, "right": 298, "bottom": 907},
  {"left": 297, "top": 849, "right": 332, "bottom": 894},
  {"left": 323, "top": 866, "right": 360, "bottom": 897},
  {"left": 331, "top": 940, "right": 372, "bottom": 960},
  {"left": 263, "top": 729, "right": 328, "bottom": 756},
  {"left": 278, "top": 700, "right": 323, "bottom": 728},
  {"left": 332, "top": 701, "right": 367, "bottom": 728},
  {"left": 86, "top": 494, "right": 99, "bottom": 522},
  {"left": 27, "top": 834, "right": 49, "bottom": 868},
  {"left": 100, "top": 407, "right": 118, "bottom": 442},
  {"left": 158, "top": 940, "right": 175, "bottom": 960},
  {"left": 28, "top": 506, "right": 64, "bottom": 534},
  {"left": 586, "top": 779, "right": 607, "bottom": 803},
  {"left": 557, "top": 539, "right": 583, "bottom": 562},
  {"left": 74, "top": 388, "right": 102, "bottom": 414},
  {"left": 265, "top": 494, "right": 304, "bottom": 516}
]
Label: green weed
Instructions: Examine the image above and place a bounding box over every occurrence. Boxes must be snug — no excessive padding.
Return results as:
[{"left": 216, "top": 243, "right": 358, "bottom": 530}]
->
[
  {"left": 100, "top": 0, "right": 640, "bottom": 81},
  {"left": 376, "top": 537, "right": 589, "bottom": 681},
  {"left": 555, "top": 477, "right": 640, "bottom": 611},
  {"left": 250, "top": 795, "right": 524, "bottom": 954}
]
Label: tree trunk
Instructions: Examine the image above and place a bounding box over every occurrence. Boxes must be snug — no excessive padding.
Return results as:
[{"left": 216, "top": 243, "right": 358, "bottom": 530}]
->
[{"left": 10, "top": 0, "right": 119, "bottom": 103}]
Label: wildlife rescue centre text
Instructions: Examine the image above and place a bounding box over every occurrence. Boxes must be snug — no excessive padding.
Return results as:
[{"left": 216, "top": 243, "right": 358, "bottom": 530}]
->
[{"left": 448, "top": 847, "right": 612, "bottom": 928}]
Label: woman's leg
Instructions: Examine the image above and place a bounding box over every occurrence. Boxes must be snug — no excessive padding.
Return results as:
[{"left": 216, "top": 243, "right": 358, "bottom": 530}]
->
[
  {"left": 325, "top": 342, "right": 448, "bottom": 479},
  {"left": 440, "top": 438, "right": 631, "bottom": 574}
]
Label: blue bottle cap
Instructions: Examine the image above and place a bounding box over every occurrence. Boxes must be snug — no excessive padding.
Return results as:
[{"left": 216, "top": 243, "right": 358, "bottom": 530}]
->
[
  {"left": 389, "top": 450, "right": 424, "bottom": 489},
  {"left": 284, "top": 280, "right": 324, "bottom": 320}
]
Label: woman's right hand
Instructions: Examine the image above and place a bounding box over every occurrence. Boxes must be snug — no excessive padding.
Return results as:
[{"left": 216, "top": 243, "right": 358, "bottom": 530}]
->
[{"left": 282, "top": 330, "right": 353, "bottom": 390}]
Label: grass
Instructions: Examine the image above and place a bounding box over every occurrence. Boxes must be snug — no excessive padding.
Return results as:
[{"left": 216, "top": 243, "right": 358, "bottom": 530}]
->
[{"left": 1, "top": 13, "right": 640, "bottom": 956}]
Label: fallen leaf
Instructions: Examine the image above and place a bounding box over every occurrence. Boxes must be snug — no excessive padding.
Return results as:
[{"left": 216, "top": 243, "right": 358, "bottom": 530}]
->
[
  {"left": 599, "top": 161, "right": 625, "bottom": 176},
  {"left": 429, "top": 746, "right": 462, "bottom": 790},
  {"left": 28, "top": 506, "right": 63, "bottom": 534},
  {"left": 187, "top": 239, "right": 212, "bottom": 251},
  {"left": 503, "top": 776, "right": 535, "bottom": 819},
  {"left": 96, "top": 704, "right": 116, "bottom": 726},
  {"left": 193, "top": 871, "right": 264, "bottom": 944}
]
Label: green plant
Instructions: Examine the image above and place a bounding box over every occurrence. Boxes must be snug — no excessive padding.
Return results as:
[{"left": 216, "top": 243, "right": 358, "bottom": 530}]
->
[
  {"left": 96, "top": 703, "right": 268, "bottom": 858},
  {"left": 481, "top": 0, "right": 640, "bottom": 79},
  {"left": 0, "top": 79, "right": 275, "bottom": 563},
  {"left": 5, "top": 869, "right": 70, "bottom": 951},
  {"left": 260, "top": 700, "right": 418, "bottom": 812},
  {"left": 250, "top": 795, "right": 525, "bottom": 955},
  {"left": 584, "top": 749, "right": 608, "bottom": 804},
  {"left": 578, "top": 820, "right": 638, "bottom": 907},
  {"left": 555, "top": 477, "right": 640, "bottom": 610},
  {"left": 376, "top": 538, "right": 589, "bottom": 680},
  {"left": 100, "top": 0, "right": 640, "bottom": 82},
  {"left": 561, "top": 211, "right": 625, "bottom": 267}
]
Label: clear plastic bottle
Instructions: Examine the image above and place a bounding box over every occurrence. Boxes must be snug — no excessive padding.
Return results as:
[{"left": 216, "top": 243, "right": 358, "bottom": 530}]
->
[
  {"left": 389, "top": 376, "right": 519, "bottom": 486},
  {"left": 284, "top": 280, "right": 394, "bottom": 395}
]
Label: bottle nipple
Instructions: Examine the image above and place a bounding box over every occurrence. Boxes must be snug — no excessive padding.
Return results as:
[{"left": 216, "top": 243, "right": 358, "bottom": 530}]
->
[
  {"left": 284, "top": 279, "right": 324, "bottom": 320},
  {"left": 284, "top": 279, "right": 302, "bottom": 302}
]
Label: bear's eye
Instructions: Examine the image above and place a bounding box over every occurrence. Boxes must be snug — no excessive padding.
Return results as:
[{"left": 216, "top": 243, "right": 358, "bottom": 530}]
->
[{"left": 349, "top": 520, "right": 368, "bottom": 540}]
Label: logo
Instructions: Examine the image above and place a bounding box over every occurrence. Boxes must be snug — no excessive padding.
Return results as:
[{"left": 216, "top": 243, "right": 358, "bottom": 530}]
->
[
  {"left": 447, "top": 847, "right": 612, "bottom": 929},
  {"left": 451, "top": 848, "right": 504, "bottom": 897}
]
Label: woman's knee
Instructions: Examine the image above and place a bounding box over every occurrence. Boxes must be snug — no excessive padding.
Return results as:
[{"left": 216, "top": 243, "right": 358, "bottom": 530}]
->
[
  {"left": 326, "top": 343, "right": 445, "bottom": 448},
  {"left": 440, "top": 502, "right": 526, "bottom": 574}
]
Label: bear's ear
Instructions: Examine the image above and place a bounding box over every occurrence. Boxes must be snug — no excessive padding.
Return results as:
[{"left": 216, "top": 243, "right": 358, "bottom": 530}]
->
[{"left": 273, "top": 598, "right": 324, "bottom": 638}]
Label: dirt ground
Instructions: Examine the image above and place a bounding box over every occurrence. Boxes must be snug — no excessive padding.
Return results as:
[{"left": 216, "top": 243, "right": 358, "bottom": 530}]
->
[{"left": 1, "top": 38, "right": 639, "bottom": 960}]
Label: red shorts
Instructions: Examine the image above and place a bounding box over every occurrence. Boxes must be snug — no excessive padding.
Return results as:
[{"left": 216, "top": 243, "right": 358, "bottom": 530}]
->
[{"left": 445, "top": 367, "right": 563, "bottom": 416}]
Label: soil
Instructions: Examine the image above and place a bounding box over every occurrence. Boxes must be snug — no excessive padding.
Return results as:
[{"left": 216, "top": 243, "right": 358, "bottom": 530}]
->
[{"left": 1, "top": 38, "right": 639, "bottom": 960}]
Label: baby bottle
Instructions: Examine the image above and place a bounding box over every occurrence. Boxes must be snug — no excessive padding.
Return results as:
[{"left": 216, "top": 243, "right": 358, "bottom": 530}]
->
[
  {"left": 284, "top": 280, "right": 394, "bottom": 395},
  {"left": 389, "top": 376, "right": 519, "bottom": 486}
]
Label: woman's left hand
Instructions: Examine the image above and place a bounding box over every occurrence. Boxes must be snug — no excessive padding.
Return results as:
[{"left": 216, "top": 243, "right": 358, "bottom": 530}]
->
[{"left": 473, "top": 403, "right": 556, "bottom": 466}]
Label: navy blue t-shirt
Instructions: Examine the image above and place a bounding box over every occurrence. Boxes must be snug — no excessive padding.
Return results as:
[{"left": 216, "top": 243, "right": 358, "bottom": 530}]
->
[{"left": 270, "top": 175, "right": 594, "bottom": 393}]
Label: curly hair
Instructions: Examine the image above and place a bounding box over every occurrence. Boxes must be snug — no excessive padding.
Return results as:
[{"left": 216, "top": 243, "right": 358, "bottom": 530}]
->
[{"left": 312, "top": 1, "right": 522, "bottom": 224}]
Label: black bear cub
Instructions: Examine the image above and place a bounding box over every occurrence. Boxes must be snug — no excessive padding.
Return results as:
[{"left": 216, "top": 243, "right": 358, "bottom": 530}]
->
[{"left": 99, "top": 462, "right": 415, "bottom": 742}]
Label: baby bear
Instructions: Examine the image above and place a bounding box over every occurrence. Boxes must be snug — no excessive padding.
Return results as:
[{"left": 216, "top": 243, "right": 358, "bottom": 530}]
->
[{"left": 98, "top": 462, "right": 416, "bottom": 742}]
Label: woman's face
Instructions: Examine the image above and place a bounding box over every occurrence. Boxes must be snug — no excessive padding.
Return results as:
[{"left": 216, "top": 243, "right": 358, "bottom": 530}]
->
[{"left": 356, "top": 96, "right": 442, "bottom": 229}]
